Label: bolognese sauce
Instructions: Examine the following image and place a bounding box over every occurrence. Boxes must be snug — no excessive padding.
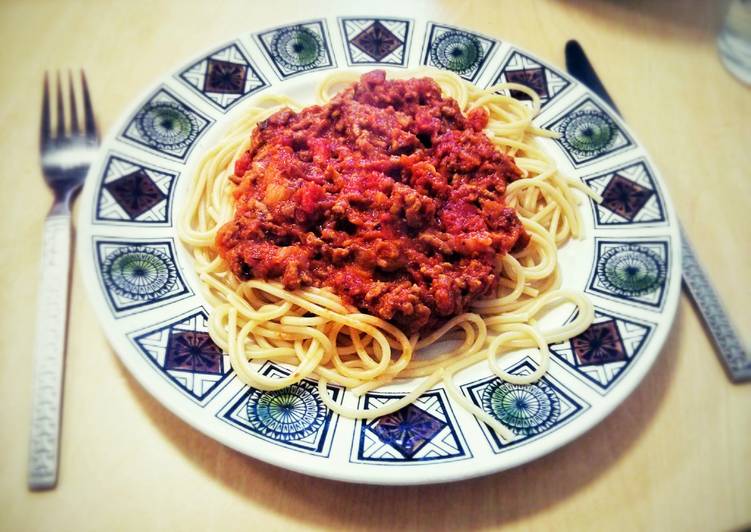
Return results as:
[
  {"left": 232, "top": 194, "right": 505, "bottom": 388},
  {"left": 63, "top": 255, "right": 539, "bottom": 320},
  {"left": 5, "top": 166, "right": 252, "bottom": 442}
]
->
[{"left": 216, "top": 70, "right": 529, "bottom": 333}]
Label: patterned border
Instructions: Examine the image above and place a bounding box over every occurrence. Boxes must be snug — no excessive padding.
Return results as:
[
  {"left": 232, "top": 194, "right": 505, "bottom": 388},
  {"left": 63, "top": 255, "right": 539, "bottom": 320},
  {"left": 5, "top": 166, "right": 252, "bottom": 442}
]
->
[
  {"left": 349, "top": 388, "right": 471, "bottom": 465},
  {"left": 254, "top": 19, "right": 336, "bottom": 80},
  {"left": 489, "top": 49, "right": 572, "bottom": 108},
  {"left": 176, "top": 41, "right": 269, "bottom": 112},
  {"left": 93, "top": 238, "right": 192, "bottom": 317},
  {"left": 118, "top": 86, "right": 213, "bottom": 162},
  {"left": 462, "top": 358, "right": 589, "bottom": 453},
  {"left": 544, "top": 96, "right": 634, "bottom": 168},
  {"left": 420, "top": 22, "right": 497, "bottom": 82},
  {"left": 586, "top": 238, "right": 671, "bottom": 311},
  {"left": 550, "top": 308, "right": 657, "bottom": 393},
  {"left": 583, "top": 159, "right": 668, "bottom": 227},
  {"left": 129, "top": 308, "right": 234, "bottom": 406},
  {"left": 78, "top": 17, "right": 681, "bottom": 483},
  {"left": 337, "top": 17, "right": 413, "bottom": 67},
  {"left": 92, "top": 152, "right": 178, "bottom": 226},
  {"left": 217, "top": 363, "right": 342, "bottom": 457}
]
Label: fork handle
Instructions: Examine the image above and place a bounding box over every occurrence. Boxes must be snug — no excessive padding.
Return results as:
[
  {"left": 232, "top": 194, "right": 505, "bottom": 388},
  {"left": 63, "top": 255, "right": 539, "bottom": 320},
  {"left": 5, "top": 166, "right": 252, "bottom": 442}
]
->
[{"left": 28, "top": 211, "right": 72, "bottom": 490}]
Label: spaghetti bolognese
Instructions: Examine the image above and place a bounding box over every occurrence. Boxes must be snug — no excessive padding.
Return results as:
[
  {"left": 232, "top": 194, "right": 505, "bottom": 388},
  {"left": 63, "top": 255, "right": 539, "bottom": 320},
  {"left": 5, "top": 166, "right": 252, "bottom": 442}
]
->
[{"left": 179, "top": 69, "right": 599, "bottom": 441}]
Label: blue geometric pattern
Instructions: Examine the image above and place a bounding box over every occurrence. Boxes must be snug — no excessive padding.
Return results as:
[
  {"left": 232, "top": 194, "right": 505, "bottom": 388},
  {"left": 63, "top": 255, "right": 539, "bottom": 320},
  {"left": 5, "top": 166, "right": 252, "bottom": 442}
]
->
[
  {"left": 256, "top": 20, "right": 335, "bottom": 79},
  {"left": 545, "top": 97, "right": 633, "bottom": 167},
  {"left": 94, "top": 154, "right": 177, "bottom": 225},
  {"left": 490, "top": 50, "right": 571, "bottom": 108},
  {"left": 550, "top": 308, "right": 655, "bottom": 392},
  {"left": 178, "top": 42, "right": 268, "bottom": 111},
  {"left": 95, "top": 239, "right": 190, "bottom": 316},
  {"left": 421, "top": 23, "right": 497, "bottom": 82},
  {"left": 219, "top": 363, "right": 342, "bottom": 457},
  {"left": 587, "top": 239, "right": 670, "bottom": 310},
  {"left": 131, "top": 310, "right": 232, "bottom": 405},
  {"left": 79, "top": 20, "right": 681, "bottom": 478},
  {"left": 483, "top": 379, "right": 560, "bottom": 435},
  {"left": 462, "top": 359, "right": 588, "bottom": 452},
  {"left": 584, "top": 160, "right": 667, "bottom": 226},
  {"left": 119, "top": 87, "right": 212, "bottom": 161},
  {"left": 352, "top": 389, "right": 469, "bottom": 463},
  {"left": 339, "top": 18, "right": 411, "bottom": 66}
]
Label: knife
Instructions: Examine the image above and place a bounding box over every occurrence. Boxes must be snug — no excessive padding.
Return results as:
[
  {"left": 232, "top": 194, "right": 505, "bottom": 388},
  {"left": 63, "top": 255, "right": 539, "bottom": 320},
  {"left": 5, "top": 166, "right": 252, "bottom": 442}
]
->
[{"left": 564, "top": 39, "right": 751, "bottom": 382}]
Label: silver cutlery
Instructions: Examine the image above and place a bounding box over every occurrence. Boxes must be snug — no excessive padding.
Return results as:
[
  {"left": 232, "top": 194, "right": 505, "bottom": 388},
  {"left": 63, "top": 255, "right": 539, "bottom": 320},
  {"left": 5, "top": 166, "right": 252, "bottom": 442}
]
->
[
  {"left": 565, "top": 40, "right": 750, "bottom": 382},
  {"left": 29, "top": 71, "right": 99, "bottom": 490}
]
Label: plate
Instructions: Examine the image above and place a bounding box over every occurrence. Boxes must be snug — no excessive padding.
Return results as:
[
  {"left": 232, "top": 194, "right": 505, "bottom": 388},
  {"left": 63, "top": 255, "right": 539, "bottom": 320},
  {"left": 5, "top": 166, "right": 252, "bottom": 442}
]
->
[{"left": 77, "top": 15, "right": 681, "bottom": 485}]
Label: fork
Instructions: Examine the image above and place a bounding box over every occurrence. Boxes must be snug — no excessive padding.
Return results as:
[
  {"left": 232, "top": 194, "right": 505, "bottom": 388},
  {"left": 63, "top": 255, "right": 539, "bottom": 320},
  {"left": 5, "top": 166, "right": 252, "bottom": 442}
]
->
[{"left": 28, "top": 71, "right": 98, "bottom": 490}]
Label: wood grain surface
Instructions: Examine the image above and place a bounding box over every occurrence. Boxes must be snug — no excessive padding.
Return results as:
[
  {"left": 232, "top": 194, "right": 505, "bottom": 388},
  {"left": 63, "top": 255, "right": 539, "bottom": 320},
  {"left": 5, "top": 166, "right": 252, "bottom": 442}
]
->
[{"left": 0, "top": 1, "right": 749, "bottom": 530}]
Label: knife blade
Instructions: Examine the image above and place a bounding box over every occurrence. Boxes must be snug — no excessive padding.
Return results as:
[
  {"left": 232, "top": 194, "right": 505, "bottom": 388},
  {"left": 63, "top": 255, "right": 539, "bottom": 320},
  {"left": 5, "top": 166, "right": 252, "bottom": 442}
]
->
[{"left": 564, "top": 39, "right": 751, "bottom": 382}]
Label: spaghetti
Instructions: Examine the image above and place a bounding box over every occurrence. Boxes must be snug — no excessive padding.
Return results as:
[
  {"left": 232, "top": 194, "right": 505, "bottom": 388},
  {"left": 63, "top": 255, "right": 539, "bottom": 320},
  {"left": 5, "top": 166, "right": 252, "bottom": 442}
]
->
[{"left": 179, "top": 69, "right": 600, "bottom": 441}]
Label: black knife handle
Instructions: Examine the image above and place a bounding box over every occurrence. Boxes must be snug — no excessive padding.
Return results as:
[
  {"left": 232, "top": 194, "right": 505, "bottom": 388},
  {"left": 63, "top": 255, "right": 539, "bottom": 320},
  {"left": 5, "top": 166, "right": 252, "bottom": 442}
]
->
[{"left": 565, "top": 40, "right": 622, "bottom": 116}]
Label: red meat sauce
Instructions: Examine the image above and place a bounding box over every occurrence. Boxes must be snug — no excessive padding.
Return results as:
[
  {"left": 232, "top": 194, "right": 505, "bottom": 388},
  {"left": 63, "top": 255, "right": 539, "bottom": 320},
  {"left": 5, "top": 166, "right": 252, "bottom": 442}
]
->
[{"left": 216, "top": 70, "right": 529, "bottom": 334}]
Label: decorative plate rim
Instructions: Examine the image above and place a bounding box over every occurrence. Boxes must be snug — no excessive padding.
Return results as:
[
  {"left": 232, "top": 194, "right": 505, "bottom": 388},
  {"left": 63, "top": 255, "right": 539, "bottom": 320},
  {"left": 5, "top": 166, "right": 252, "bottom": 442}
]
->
[{"left": 76, "top": 14, "right": 682, "bottom": 485}]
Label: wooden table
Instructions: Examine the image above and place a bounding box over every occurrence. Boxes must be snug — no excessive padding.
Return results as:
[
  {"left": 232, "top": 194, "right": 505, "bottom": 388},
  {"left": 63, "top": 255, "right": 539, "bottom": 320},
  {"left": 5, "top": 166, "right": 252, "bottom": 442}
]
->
[{"left": 1, "top": 0, "right": 749, "bottom": 530}]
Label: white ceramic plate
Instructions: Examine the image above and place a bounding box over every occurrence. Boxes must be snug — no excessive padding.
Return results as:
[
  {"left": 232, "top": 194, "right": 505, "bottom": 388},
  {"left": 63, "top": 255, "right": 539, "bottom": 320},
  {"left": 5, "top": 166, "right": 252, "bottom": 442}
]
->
[{"left": 77, "top": 15, "right": 681, "bottom": 485}]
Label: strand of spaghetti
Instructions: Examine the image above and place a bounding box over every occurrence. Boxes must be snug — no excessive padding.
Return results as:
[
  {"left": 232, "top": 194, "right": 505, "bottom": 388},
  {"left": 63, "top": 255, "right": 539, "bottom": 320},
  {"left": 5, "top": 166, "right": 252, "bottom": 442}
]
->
[
  {"left": 317, "top": 370, "right": 444, "bottom": 420},
  {"left": 400, "top": 315, "right": 487, "bottom": 376},
  {"left": 246, "top": 280, "right": 352, "bottom": 314},
  {"left": 195, "top": 254, "right": 225, "bottom": 274},
  {"left": 511, "top": 221, "right": 557, "bottom": 280},
  {"left": 327, "top": 326, "right": 393, "bottom": 381},
  {"left": 343, "top": 312, "right": 413, "bottom": 353},
  {"left": 240, "top": 281, "right": 414, "bottom": 371},
  {"left": 180, "top": 170, "right": 217, "bottom": 244},
  {"left": 566, "top": 175, "right": 603, "bottom": 200},
  {"left": 324, "top": 325, "right": 363, "bottom": 358},
  {"left": 295, "top": 290, "right": 352, "bottom": 314},
  {"left": 441, "top": 369, "right": 515, "bottom": 442},
  {"left": 243, "top": 346, "right": 297, "bottom": 360},
  {"left": 398, "top": 323, "right": 476, "bottom": 376},
  {"left": 512, "top": 181, "right": 579, "bottom": 240},
  {"left": 279, "top": 315, "right": 329, "bottom": 326},
  {"left": 313, "top": 365, "right": 365, "bottom": 388},
  {"left": 484, "top": 290, "right": 594, "bottom": 345},
  {"left": 231, "top": 315, "right": 327, "bottom": 390},
  {"left": 232, "top": 338, "right": 324, "bottom": 390},
  {"left": 347, "top": 376, "right": 398, "bottom": 396},
  {"left": 492, "top": 136, "right": 555, "bottom": 165},
  {"left": 348, "top": 328, "right": 382, "bottom": 368},
  {"left": 472, "top": 256, "right": 527, "bottom": 310},
  {"left": 529, "top": 202, "right": 558, "bottom": 224},
  {"left": 201, "top": 274, "right": 293, "bottom": 322},
  {"left": 414, "top": 313, "right": 486, "bottom": 350},
  {"left": 179, "top": 68, "right": 599, "bottom": 437},
  {"left": 498, "top": 276, "right": 539, "bottom": 297},
  {"left": 429, "top": 71, "right": 469, "bottom": 108},
  {"left": 317, "top": 71, "right": 360, "bottom": 102},
  {"left": 485, "top": 82, "right": 542, "bottom": 111},
  {"left": 486, "top": 325, "right": 550, "bottom": 384}
]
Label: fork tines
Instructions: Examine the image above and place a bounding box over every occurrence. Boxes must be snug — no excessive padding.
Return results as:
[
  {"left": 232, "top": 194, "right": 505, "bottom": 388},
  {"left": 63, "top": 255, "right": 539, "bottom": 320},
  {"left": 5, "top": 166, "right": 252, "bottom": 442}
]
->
[{"left": 41, "top": 70, "right": 97, "bottom": 148}]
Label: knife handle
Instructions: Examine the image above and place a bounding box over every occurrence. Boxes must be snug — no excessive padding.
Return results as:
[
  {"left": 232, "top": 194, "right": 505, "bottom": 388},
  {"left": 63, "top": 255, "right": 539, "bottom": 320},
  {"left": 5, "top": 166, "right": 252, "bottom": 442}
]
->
[{"left": 680, "top": 226, "right": 751, "bottom": 382}]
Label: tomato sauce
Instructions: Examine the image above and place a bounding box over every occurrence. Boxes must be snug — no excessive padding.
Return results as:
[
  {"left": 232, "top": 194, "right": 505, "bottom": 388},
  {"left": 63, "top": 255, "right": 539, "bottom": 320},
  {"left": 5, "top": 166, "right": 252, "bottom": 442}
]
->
[{"left": 217, "top": 70, "right": 528, "bottom": 333}]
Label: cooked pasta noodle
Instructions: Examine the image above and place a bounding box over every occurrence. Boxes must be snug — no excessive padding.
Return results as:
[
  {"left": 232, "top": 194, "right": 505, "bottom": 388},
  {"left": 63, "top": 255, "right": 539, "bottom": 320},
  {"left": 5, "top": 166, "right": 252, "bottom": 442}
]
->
[{"left": 179, "top": 68, "right": 601, "bottom": 442}]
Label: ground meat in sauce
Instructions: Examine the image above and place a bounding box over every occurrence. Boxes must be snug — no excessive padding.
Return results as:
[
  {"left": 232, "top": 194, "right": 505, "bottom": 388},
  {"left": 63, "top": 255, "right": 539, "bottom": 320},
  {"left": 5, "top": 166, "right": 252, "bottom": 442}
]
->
[{"left": 216, "top": 70, "right": 529, "bottom": 334}]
